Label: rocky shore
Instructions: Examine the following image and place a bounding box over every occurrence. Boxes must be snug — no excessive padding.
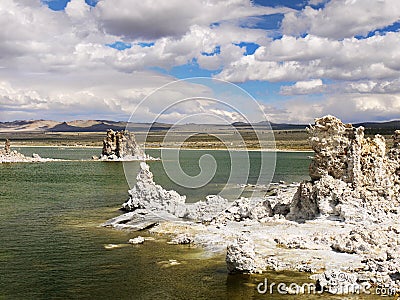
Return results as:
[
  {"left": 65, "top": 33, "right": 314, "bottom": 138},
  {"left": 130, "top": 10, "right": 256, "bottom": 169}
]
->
[
  {"left": 96, "top": 129, "right": 157, "bottom": 161},
  {"left": 103, "top": 116, "right": 400, "bottom": 295},
  {"left": 0, "top": 139, "right": 56, "bottom": 163}
]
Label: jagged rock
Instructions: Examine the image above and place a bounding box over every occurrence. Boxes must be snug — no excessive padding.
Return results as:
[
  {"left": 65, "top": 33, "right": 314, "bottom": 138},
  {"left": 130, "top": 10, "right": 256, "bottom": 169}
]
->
[
  {"left": 274, "top": 232, "right": 330, "bottom": 250},
  {"left": 283, "top": 115, "right": 400, "bottom": 290},
  {"left": 169, "top": 234, "right": 194, "bottom": 245},
  {"left": 288, "top": 115, "right": 400, "bottom": 222},
  {"left": 186, "top": 195, "right": 229, "bottom": 222},
  {"left": 307, "top": 115, "right": 399, "bottom": 189},
  {"left": 212, "top": 197, "right": 273, "bottom": 224},
  {"left": 272, "top": 203, "right": 290, "bottom": 216},
  {"left": 122, "top": 162, "right": 187, "bottom": 217},
  {"left": 331, "top": 225, "right": 400, "bottom": 264},
  {"left": 226, "top": 236, "right": 261, "bottom": 274},
  {"left": 4, "top": 138, "right": 10, "bottom": 154},
  {"left": 100, "top": 129, "right": 152, "bottom": 160}
]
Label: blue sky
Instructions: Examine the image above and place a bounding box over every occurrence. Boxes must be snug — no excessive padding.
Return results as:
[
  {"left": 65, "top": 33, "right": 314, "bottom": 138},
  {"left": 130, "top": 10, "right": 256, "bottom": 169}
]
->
[{"left": 1, "top": 0, "right": 400, "bottom": 124}]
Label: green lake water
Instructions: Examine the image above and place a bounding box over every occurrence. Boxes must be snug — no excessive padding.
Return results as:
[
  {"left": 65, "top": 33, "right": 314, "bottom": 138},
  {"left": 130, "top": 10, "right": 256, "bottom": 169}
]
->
[{"left": 0, "top": 148, "right": 382, "bottom": 299}]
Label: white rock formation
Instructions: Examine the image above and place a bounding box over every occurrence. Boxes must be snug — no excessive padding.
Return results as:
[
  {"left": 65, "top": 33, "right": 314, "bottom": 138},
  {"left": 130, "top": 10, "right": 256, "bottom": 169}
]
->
[
  {"left": 0, "top": 139, "right": 55, "bottom": 163},
  {"left": 226, "top": 235, "right": 261, "bottom": 274},
  {"left": 169, "top": 234, "right": 194, "bottom": 245},
  {"left": 186, "top": 195, "right": 229, "bottom": 222},
  {"left": 122, "top": 162, "right": 187, "bottom": 217},
  {"left": 100, "top": 129, "right": 156, "bottom": 161},
  {"left": 211, "top": 197, "right": 273, "bottom": 224},
  {"left": 284, "top": 116, "right": 400, "bottom": 290},
  {"left": 287, "top": 115, "right": 400, "bottom": 222}
]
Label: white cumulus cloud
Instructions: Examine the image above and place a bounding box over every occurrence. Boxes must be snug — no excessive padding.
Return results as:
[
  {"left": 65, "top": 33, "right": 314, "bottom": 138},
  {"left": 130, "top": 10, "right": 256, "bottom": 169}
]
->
[
  {"left": 282, "top": 0, "right": 400, "bottom": 39},
  {"left": 280, "top": 79, "right": 325, "bottom": 95}
]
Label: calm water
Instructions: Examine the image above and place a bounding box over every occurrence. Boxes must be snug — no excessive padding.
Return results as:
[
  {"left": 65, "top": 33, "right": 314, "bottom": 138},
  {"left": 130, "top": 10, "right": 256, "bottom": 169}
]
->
[{"left": 0, "top": 148, "right": 378, "bottom": 299}]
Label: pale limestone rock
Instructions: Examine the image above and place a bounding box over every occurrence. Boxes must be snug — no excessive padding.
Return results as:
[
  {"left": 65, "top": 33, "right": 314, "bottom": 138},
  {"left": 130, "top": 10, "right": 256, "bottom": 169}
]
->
[
  {"left": 100, "top": 129, "right": 154, "bottom": 160},
  {"left": 4, "top": 138, "right": 10, "bottom": 154},
  {"left": 186, "top": 195, "right": 229, "bottom": 222},
  {"left": 104, "top": 116, "right": 400, "bottom": 289},
  {"left": 393, "top": 130, "right": 400, "bottom": 148},
  {"left": 288, "top": 115, "right": 400, "bottom": 222},
  {"left": 169, "top": 234, "right": 194, "bottom": 245},
  {"left": 212, "top": 197, "right": 273, "bottom": 224},
  {"left": 122, "top": 162, "right": 187, "bottom": 217},
  {"left": 0, "top": 139, "right": 54, "bottom": 163},
  {"left": 284, "top": 116, "right": 400, "bottom": 290},
  {"left": 226, "top": 236, "right": 260, "bottom": 274}
]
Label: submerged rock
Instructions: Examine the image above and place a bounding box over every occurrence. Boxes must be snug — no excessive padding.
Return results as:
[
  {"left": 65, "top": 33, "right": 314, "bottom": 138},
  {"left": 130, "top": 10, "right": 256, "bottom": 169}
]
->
[{"left": 128, "top": 236, "right": 145, "bottom": 244}]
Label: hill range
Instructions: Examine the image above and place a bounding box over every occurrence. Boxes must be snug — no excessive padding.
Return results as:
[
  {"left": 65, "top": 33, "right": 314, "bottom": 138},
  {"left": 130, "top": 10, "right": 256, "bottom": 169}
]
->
[{"left": 1, "top": 119, "right": 399, "bottom": 133}]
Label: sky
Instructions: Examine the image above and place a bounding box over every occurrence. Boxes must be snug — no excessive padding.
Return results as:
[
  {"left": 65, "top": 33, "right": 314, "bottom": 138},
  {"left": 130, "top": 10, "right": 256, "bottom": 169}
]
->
[{"left": 0, "top": 0, "right": 400, "bottom": 124}]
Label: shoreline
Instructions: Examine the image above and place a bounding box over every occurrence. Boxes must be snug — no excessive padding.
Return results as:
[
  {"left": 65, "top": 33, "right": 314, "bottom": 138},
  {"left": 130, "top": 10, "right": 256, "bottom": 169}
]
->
[{"left": 11, "top": 145, "right": 313, "bottom": 153}]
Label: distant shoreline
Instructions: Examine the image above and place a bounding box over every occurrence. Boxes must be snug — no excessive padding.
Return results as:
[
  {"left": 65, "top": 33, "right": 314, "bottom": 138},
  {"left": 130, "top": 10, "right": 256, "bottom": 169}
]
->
[{"left": 11, "top": 144, "right": 313, "bottom": 153}]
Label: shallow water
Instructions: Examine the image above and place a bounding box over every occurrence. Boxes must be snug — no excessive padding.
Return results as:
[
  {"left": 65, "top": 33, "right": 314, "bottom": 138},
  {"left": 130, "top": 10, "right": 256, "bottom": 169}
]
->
[{"left": 0, "top": 148, "right": 383, "bottom": 299}]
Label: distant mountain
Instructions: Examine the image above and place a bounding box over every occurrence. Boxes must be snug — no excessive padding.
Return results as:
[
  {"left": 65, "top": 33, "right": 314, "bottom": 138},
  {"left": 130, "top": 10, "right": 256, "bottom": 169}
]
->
[
  {"left": 0, "top": 120, "right": 61, "bottom": 132},
  {"left": 354, "top": 121, "right": 400, "bottom": 135},
  {"left": 232, "top": 121, "right": 307, "bottom": 130},
  {"left": 49, "top": 121, "right": 127, "bottom": 132},
  {"left": 0, "top": 119, "right": 400, "bottom": 133},
  {"left": 354, "top": 121, "right": 400, "bottom": 129}
]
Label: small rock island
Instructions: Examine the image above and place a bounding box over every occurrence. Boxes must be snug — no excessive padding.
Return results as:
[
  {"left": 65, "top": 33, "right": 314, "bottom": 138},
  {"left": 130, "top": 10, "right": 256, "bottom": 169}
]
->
[
  {"left": 0, "top": 139, "right": 53, "bottom": 163},
  {"left": 98, "top": 129, "right": 156, "bottom": 161}
]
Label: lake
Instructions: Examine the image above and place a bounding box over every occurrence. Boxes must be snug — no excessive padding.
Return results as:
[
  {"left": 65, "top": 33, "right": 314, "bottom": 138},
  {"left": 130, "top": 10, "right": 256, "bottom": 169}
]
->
[{"left": 0, "top": 147, "right": 376, "bottom": 299}]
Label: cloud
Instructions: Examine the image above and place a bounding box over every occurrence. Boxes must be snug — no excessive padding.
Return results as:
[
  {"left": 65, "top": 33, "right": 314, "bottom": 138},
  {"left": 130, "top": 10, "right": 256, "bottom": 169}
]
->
[
  {"left": 280, "top": 79, "right": 325, "bottom": 95},
  {"left": 65, "top": 0, "right": 90, "bottom": 20},
  {"left": 345, "top": 79, "right": 400, "bottom": 94},
  {"left": 0, "top": 68, "right": 207, "bottom": 121},
  {"left": 307, "top": 0, "right": 327, "bottom": 5},
  {"left": 217, "top": 32, "right": 400, "bottom": 82},
  {"left": 262, "top": 92, "right": 400, "bottom": 124},
  {"left": 1, "top": 0, "right": 287, "bottom": 122},
  {"left": 282, "top": 0, "right": 400, "bottom": 39},
  {"left": 93, "top": 0, "right": 292, "bottom": 40}
]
